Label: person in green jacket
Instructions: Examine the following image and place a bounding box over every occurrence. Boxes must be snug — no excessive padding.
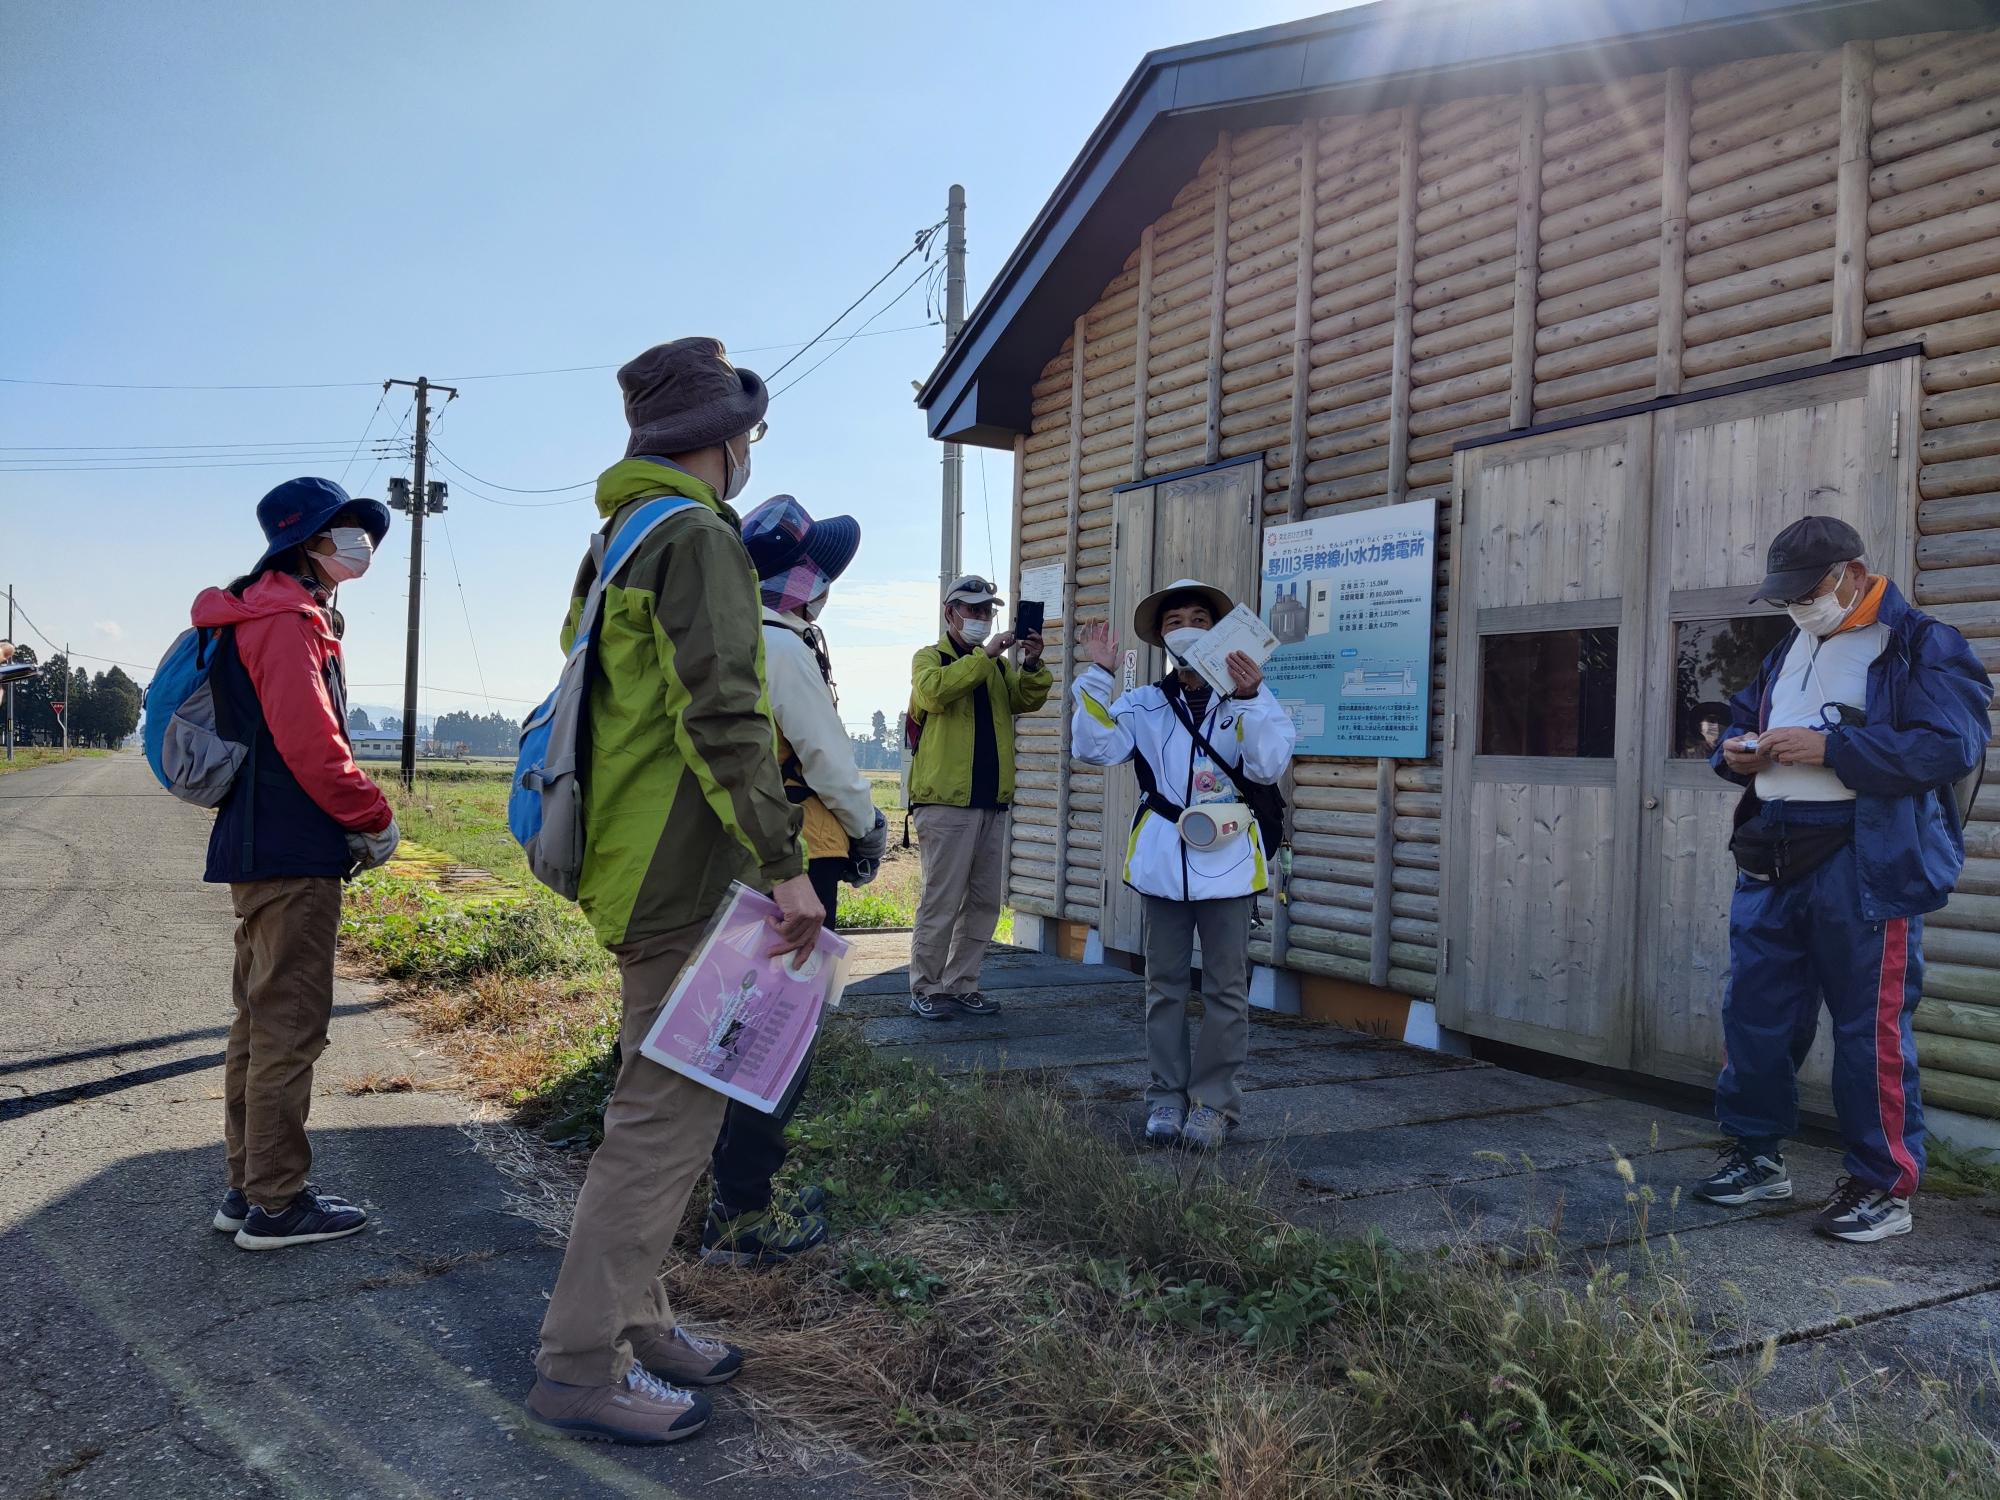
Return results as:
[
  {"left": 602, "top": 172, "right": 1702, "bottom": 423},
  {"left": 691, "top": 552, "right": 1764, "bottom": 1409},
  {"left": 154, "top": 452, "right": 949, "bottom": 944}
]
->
[
  {"left": 904, "top": 573, "right": 1051, "bottom": 1020},
  {"left": 527, "top": 337, "right": 822, "bottom": 1449}
]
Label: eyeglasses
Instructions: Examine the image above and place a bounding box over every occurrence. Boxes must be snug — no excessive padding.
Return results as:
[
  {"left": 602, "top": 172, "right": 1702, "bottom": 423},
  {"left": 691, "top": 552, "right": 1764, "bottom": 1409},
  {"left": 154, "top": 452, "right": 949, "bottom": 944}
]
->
[
  {"left": 745, "top": 420, "right": 767, "bottom": 445},
  {"left": 1784, "top": 565, "right": 1844, "bottom": 607}
]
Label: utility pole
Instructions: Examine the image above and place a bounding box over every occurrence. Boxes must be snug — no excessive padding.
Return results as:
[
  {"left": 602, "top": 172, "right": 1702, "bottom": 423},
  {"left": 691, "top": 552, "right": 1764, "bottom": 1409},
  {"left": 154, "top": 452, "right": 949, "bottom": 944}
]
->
[
  {"left": 5, "top": 586, "right": 13, "bottom": 761},
  {"left": 386, "top": 376, "right": 457, "bottom": 790},
  {"left": 61, "top": 642, "right": 69, "bottom": 751},
  {"left": 938, "top": 183, "right": 967, "bottom": 606}
]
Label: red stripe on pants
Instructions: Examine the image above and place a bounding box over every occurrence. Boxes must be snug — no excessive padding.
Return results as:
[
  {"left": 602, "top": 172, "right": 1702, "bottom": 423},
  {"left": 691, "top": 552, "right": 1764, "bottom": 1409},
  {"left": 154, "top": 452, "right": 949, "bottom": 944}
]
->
[{"left": 1875, "top": 917, "right": 1919, "bottom": 1197}]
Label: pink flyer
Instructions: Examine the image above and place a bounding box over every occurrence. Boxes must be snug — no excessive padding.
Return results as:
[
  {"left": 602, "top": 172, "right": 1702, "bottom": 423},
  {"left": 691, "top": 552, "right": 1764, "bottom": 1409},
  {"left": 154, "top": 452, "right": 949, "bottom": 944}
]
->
[{"left": 637, "top": 883, "right": 852, "bottom": 1114}]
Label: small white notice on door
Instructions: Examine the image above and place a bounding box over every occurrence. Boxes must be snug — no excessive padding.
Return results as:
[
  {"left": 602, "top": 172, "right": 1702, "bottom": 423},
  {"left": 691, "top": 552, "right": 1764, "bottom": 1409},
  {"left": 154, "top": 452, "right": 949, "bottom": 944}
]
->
[{"left": 1178, "top": 604, "right": 1278, "bottom": 699}]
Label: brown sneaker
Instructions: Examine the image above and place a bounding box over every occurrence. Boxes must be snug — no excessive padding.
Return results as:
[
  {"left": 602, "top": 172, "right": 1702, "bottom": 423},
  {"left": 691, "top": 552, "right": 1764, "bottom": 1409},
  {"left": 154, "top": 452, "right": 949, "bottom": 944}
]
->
[
  {"left": 525, "top": 1365, "right": 712, "bottom": 1444},
  {"left": 630, "top": 1324, "right": 744, "bottom": 1387}
]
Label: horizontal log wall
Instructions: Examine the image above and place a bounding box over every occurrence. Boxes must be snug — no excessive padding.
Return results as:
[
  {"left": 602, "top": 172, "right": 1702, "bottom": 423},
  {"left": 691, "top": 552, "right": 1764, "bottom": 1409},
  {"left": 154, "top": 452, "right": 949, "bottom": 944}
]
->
[{"left": 1001, "top": 24, "right": 2000, "bottom": 1115}]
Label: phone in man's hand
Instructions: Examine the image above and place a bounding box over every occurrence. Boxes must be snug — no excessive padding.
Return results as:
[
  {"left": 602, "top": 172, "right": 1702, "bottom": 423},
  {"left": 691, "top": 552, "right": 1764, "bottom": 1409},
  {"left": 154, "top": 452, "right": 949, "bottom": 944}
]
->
[{"left": 1015, "top": 600, "right": 1045, "bottom": 640}]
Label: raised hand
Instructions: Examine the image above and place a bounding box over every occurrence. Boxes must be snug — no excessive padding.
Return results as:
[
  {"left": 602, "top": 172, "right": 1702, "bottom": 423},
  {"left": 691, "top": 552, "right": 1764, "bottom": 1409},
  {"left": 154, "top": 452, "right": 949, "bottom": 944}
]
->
[
  {"left": 1225, "top": 650, "right": 1263, "bottom": 698},
  {"left": 1081, "top": 620, "right": 1119, "bottom": 671}
]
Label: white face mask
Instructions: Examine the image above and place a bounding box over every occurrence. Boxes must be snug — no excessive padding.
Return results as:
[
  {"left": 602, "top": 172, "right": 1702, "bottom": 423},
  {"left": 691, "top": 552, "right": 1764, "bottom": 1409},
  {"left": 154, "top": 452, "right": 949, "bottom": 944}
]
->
[
  {"left": 722, "top": 437, "right": 752, "bottom": 502},
  {"left": 1163, "top": 626, "right": 1206, "bottom": 664},
  {"left": 958, "top": 616, "right": 991, "bottom": 645},
  {"left": 1786, "top": 569, "right": 1855, "bottom": 638},
  {"left": 316, "top": 526, "right": 374, "bottom": 585}
]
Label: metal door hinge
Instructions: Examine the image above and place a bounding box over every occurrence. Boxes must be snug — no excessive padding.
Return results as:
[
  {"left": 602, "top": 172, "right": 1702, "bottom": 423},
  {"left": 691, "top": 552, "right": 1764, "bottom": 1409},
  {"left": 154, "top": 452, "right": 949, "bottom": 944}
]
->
[
  {"left": 1890, "top": 412, "right": 1900, "bottom": 459},
  {"left": 1442, "top": 937, "right": 1452, "bottom": 973},
  {"left": 1448, "top": 712, "right": 1458, "bottom": 749},
  {"left": 1114, "top": 520, "right": 1121, "bottom": 550}
]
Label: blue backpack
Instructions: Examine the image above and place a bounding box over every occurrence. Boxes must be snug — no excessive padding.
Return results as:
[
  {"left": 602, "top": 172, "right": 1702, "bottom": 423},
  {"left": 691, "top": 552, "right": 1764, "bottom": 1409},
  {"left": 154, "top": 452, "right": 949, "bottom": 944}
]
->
[
  {"left": 510, "top": 496, "right": 698, "bottom": 898},
  {"left": 142, "top": 626, "right": 248, "bottom": 806}
]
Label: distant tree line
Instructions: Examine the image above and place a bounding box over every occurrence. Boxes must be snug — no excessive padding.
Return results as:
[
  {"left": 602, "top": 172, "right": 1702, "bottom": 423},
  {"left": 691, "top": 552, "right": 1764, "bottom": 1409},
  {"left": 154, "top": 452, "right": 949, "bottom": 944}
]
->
[{"left": 2, "top": 647, "right": 142, "bottom": 748}]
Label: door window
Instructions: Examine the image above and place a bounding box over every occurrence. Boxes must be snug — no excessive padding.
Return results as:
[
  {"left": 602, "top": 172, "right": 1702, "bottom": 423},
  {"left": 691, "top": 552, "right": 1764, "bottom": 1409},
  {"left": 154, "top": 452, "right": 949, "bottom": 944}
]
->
[
  {"left": 1479, "top": 628, "right": 1619, "bottom": 758},
  {"left": 1672, "top": 616, "right": 1791, "bottom": 759}
]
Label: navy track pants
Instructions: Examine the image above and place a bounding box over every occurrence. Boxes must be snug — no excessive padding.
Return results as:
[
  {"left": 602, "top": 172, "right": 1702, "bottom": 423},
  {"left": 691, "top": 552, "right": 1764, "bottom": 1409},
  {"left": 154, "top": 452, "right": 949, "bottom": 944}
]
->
[{"left": 1716, "top": 812, "right": 1926, "bottom": 1197}]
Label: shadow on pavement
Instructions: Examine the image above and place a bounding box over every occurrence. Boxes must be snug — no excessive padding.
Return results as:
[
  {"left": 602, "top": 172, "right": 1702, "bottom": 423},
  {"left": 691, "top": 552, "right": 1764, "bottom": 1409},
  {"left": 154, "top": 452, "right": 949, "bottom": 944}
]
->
[{"left": 3, "top": 1125, "right": 881, "bottom": 1500}]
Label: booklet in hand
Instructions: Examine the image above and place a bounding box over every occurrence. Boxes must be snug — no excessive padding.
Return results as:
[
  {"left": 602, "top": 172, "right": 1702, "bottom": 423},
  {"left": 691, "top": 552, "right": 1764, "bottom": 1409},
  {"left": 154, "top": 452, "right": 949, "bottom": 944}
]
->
[
  {"left": 1175, "top": 603, "right": 1278, "bottom": 699},
  {"left": 637, "top": 882, "right": 852, "bottom": 1114}
]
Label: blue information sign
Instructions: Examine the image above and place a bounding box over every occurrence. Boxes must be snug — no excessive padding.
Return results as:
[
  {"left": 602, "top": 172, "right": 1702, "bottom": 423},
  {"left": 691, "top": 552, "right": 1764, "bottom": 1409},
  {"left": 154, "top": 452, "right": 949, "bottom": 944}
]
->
[{"left": 1258, "top": 498, "right": 1437, "bottom": 758}]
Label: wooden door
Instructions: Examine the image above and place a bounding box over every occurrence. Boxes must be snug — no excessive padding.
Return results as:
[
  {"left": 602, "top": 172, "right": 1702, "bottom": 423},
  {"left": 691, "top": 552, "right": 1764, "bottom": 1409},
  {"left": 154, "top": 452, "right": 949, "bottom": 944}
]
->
[
  {"left": 1099, "top": 460, "right": 1262, "bottom": 955},
  {"left": 1635, "top": 359, "right": 1922, "bottom": 1093},
  {"left": 1440, "top": 417, "right": 1653, "bottom": 1066}
]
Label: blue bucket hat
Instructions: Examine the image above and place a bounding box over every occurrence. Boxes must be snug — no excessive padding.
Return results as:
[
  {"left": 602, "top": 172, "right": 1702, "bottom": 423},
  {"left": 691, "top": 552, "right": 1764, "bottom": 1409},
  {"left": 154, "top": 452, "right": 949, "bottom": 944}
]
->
[{"left": 253, "top": 477, "right": 391, "bottom": 574}]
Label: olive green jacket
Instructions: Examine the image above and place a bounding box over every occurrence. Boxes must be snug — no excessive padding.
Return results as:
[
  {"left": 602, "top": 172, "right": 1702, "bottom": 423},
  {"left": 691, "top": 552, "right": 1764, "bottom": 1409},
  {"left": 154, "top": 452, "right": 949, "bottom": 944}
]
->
[
  {"left": 564, "top": 459, "right": 805, "bottom": 947},
  {"left": 905, "top": 634, "right": 1053, "bottom": 807}
]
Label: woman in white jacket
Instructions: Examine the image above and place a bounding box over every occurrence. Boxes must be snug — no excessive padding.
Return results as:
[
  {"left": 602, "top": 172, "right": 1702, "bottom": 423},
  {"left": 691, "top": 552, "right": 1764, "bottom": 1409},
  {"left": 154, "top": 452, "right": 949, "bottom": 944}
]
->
[
  {"left": 706, "top": 496, "right": 888, "bottom": 1266},
  {"left": 1074, "top": 578, "right": 1297, "bottom": 1149}
]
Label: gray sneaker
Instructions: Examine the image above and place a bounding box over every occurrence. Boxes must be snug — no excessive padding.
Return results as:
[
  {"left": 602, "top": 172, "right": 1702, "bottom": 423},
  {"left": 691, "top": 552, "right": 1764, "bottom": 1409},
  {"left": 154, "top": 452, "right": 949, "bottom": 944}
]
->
[
  {"left": 1691, "top": 1144, "right": 1792, "bottom": 1205},
  {"left": 1180, "top": 1105, "right": 1232, "bottom": 1151},
  {"left": 525, "top": 1363, "right": 712, "bottom": 1445},
  {"left": 1143, "top": 1104, "right": 1184, "bottom": 1146}
]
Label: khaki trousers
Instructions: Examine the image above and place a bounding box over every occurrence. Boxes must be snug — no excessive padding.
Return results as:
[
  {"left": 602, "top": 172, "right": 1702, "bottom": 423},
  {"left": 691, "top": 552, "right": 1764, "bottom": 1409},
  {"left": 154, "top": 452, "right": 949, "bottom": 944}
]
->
[
  {"left": 910, "top": 805, "right": 1010, "bottom": 997},
  {"left": 537, "top": 919, "right": 727, "bottom": 1387},
  {"left": 1142, "top": 895, "right": 1253, "bottom": 1121},
  {"left": 225, "top": 877, "right": 343, "bottom": 1211}
]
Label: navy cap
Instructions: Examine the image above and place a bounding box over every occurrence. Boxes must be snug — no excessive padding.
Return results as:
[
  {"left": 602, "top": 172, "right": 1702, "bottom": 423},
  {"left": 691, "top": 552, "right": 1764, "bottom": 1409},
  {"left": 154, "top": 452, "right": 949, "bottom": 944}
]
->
[
  {"left": 1751, "top": 515, "right": 1863, "bottom": 603},
  {"left": 252, "top": 477, "right": 390, "bottom": 574}
]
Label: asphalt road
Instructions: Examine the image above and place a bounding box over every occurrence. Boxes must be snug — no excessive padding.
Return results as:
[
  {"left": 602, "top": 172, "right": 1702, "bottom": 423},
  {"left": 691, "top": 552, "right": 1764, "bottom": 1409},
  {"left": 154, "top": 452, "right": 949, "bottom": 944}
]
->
[{"left": 0, "top": 752, "right": 879, "bottom": 1500}]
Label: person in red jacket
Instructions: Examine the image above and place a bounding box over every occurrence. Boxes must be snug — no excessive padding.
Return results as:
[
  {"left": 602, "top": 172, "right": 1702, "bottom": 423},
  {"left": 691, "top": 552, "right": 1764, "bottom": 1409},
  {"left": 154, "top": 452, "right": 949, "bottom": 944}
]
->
[{"left": 190, "top": 477, "right": 399, "bottom": 1251}]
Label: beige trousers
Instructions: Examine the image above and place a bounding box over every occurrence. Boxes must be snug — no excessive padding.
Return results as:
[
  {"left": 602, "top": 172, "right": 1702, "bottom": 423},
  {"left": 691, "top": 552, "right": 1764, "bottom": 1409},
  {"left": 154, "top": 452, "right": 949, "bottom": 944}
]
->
[
  {"left": 537, "top": 919, "right": 728, "bottom": 1386},
  {"left": 910, "top": 804, "right": 1010, "bottom": 997},
  {"left": 225, "top": 877, "right": 343, "bottom": 1211}
]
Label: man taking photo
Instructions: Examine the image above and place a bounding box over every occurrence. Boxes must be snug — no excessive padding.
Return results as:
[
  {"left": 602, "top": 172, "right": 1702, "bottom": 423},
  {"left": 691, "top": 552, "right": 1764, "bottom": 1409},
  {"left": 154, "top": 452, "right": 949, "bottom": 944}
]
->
[
  {"left": 1694, "top": 515, "right": 1991, "bottom": 1244},
  {"left": 904, "top": 575, "right": 1050, "bottom": 1020}
]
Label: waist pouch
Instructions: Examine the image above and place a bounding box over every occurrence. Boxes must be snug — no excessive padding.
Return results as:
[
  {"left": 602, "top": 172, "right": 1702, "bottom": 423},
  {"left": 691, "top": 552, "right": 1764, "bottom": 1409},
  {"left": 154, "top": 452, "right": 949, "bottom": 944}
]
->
[{"left": 1728, "top": 815, "right": 1852, "bottom": 886}]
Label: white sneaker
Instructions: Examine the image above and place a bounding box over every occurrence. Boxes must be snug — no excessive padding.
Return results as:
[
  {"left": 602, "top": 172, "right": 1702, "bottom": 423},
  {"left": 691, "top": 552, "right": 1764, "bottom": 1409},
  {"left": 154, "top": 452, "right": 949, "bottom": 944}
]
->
[
  {"left": 1180, "top": 1105, "right": 1232, "bottom": 1151},
  {"left": 1143, "top": 1104, "right": 1184, "bottom": 1146},
  {"left": 1815, "top": 1178, "right": 1913, "bottom": 1243}
]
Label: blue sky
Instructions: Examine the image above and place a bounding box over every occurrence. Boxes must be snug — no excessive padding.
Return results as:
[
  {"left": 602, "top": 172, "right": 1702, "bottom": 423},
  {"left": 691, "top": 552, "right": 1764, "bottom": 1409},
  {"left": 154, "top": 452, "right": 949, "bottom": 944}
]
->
[{"left": 3, "top": 0, "right": 1347, "bottom": 730}]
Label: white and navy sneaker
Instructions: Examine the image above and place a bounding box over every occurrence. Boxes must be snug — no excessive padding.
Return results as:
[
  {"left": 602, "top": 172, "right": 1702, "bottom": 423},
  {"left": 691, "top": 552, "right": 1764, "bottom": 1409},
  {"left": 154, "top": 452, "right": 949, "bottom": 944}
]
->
[
  {"left": 1815, "top": 1177, "right": 1912, "bottom": 1243},
  {"left": 950, "top": 990, "right": 1002, "bottom": 1017},
  {"left": 1691, "top": 1144, "right": 1792, "bottom": 1205},
  {"left": 213, "top": 1188, "right": 250, "bottom": 1234},
  {"left": 1143, "top": 1104, "right": 1184, "bottom": 1146},
  {"left": 908, "top": 994, "right": 954, "bottom": 1022},
  {"left": 234, "top": 1187, "right": 368, "bottom": 1251}
]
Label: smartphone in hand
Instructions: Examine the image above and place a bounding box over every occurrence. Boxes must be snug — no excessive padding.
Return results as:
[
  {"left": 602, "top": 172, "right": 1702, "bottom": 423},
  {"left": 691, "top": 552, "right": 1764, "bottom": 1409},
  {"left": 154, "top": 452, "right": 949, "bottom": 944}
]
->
[{"left": 1015, "top": 599, "right": 1045, "bottom": 640}]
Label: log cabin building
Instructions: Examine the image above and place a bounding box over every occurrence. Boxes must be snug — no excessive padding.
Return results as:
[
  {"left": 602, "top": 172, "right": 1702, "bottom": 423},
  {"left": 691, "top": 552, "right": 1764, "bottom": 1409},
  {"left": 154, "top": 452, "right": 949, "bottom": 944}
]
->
[{"left": 917, "top": 0, "right": 2000, "bottom": 1145}]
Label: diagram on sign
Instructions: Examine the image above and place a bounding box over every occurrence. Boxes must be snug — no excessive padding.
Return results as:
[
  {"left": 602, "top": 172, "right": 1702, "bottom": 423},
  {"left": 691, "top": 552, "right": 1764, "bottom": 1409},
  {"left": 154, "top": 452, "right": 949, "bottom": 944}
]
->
[{"left": 1258, "top": 498, "right": 1437, "bottom": 758}]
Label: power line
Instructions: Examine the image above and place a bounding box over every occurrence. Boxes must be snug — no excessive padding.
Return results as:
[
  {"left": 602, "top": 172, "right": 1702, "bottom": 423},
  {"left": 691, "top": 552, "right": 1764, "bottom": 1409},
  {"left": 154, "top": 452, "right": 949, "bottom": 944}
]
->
[
  {"left": 337, "top": 385, "right": 393, "bottom": 487},
  {"left": 430, "top": 445, "right": 589, "bottom": 495},
  {"left": 450, "top": 476, "right": 593, "bottom": 509},
  {"left": 2, "top": 320, "right": 948, "bottom": 395},
  {"left": 0, "top": 437, "right": 383, "bottom": 452},
  {"left": 435, "top": 512, "right": 493, "bottom": 714},
  {"left": 0, "top": 452, "right": 400, "bottom": 475},
  {"left": 349, "top": 681, "right": 538, "bottom": 706},
  {"left": 770, "top": 261, "right": 935, "bottom": 401},
  {"left": 3, "top": 595, "right": 152, "bottom": 673},
  {"left": 765, "top": 219, "right": 947, "bottom": 383}
]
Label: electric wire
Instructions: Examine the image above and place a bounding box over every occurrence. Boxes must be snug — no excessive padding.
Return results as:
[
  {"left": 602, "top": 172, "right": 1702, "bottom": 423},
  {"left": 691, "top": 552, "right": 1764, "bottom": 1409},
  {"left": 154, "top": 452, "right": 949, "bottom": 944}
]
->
[
  {"left": 764, "top": 218, "right": 947, "bottom": 383},
  {"left": 435, "top": 512, "right": 493, "bottom": 714},
  {"left": 430, "top": 446, "right": 590, "bottom": 495},
  {"left": 769, "top": 260, "right": 935, "bottom": 401}
]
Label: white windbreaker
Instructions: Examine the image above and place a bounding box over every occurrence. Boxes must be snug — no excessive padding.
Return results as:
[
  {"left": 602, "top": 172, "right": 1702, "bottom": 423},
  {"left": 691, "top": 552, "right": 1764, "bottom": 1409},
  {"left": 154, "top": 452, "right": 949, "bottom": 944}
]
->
[{"left": 1070, "top": 662, "right": 1297, "bottom": 902}]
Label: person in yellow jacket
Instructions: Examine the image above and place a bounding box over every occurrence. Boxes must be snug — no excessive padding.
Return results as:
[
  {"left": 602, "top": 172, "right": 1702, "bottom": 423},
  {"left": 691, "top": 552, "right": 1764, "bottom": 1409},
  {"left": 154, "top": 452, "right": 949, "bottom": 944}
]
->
[
  {"left": 904, "top": 573, "right": 1051, "bottom": 1020},
  {"left": 703, "top": 496, "right": 885, "bottom": 1265}
]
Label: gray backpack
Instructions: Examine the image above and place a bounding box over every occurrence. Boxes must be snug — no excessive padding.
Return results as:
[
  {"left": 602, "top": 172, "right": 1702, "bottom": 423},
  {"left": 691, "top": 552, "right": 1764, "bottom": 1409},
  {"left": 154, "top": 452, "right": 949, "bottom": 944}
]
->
[{"left": 508, "top": 495, "right": 697, "bottom": 898}]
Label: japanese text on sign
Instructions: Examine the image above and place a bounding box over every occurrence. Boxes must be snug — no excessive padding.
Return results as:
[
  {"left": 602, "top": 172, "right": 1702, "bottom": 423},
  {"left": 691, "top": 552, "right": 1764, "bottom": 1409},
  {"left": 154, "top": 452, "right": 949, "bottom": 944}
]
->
[{"left": 1258, "top": 498, "right": 1437, "bottom": 758}]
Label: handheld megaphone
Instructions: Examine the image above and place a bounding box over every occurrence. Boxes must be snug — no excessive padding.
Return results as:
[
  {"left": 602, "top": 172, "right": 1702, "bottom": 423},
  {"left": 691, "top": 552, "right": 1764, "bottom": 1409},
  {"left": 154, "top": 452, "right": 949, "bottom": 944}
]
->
[{"left": 1177, "top": 802, "right": 1252, "bottom": 850}]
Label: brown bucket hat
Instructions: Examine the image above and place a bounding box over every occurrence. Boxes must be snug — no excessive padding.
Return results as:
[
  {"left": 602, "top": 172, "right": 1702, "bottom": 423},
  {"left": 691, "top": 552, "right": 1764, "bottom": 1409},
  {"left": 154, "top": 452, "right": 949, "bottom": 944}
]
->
[{"left": 619, "top": 337, "right": 769, "bottom": 458}]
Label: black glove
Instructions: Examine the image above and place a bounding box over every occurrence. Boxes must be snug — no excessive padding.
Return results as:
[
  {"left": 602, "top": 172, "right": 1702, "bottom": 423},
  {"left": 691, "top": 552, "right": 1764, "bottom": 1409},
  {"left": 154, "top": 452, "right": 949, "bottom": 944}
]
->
[{"left": 848, "top": 810, "right": 888, "bottom": 886}]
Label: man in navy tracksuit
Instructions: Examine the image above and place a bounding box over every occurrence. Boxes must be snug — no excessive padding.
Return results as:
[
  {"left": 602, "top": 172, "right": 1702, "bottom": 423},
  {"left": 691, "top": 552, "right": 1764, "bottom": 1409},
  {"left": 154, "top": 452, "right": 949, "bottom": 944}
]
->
[{"left": 1694, "top": 516, "right": 1991, "bottom": 1243}]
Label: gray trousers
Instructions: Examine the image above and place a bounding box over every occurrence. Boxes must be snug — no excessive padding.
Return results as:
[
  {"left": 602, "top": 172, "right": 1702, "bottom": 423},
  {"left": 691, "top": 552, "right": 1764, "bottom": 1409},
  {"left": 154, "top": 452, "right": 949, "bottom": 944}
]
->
[
  {"left": 1142, "top": 894, "right": 1254, "bottom": 1120},
  {"left": 910, "top": 804, "right": 1010, "bottom": 997}
]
